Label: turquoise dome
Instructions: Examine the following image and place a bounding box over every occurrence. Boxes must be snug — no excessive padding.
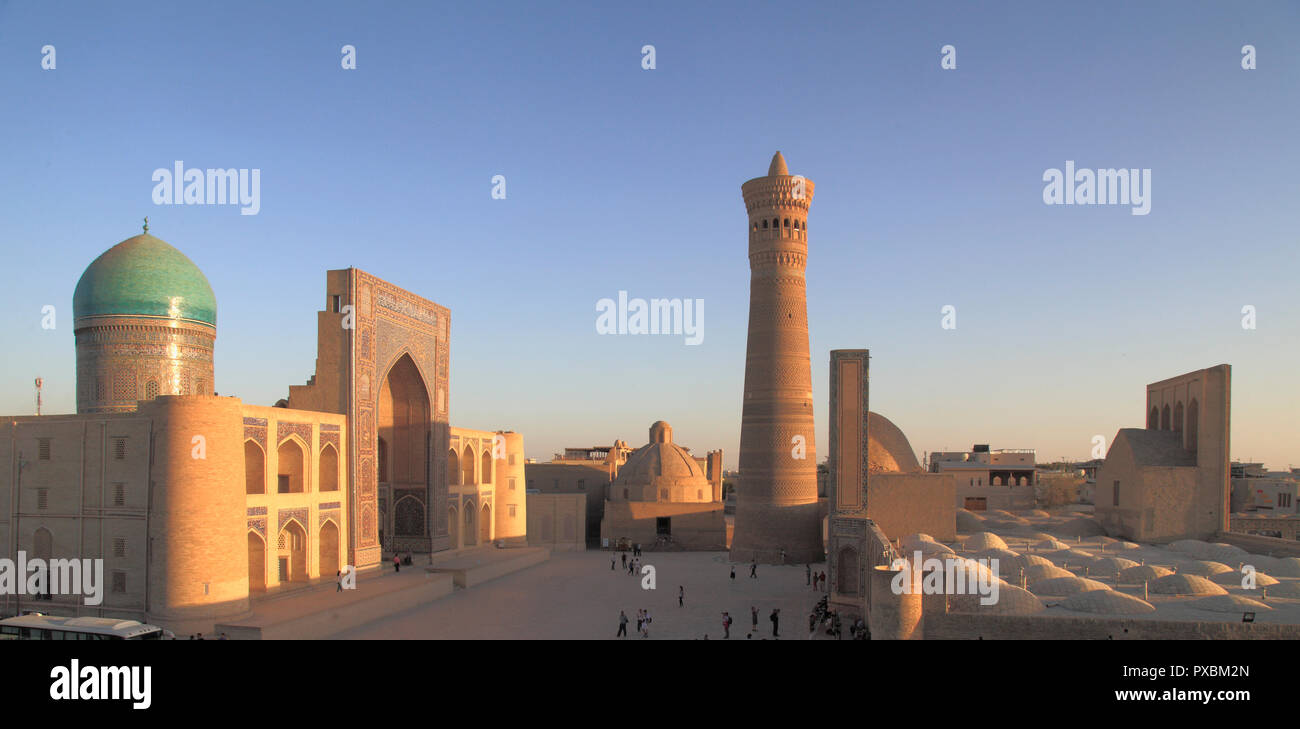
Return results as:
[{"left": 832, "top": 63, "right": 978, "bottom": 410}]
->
[{"left": 73, "top": 233, "right": 217, "bottom": 327}]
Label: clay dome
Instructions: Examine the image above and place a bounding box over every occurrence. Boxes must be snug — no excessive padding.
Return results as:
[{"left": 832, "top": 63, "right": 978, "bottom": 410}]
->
[
  {"left": 1150, "top": 574, "right": 1227, "bottom": 596},
  {"left": 949, "top": 584, "right": 1045, "bottom": 615},
  {"left": 1175, "top": 560, "right": 1233, "bottom": 577},
  {"left": 963, "top": 532, "right": 1009, "bottom": 551},
  {"left": 1059, "top": 590, "right": 1156, "bottom": 615},
  {"left": 1028, "top": 576, "right": 1110, "bottom": 597},
  {"left": 1117, "top": 565, "right": 1173, "bottom": 583},
  {"left": 1189, "top": 594, "right": 1272, "bottom": 613},
  {"left": 1089, "top": 557, "right": 1140, "bottom": 577},
  {"left": 613, "top": 421, "right": 712, "bottom": 503},
  {"left": 866, "top": 412, "right": 922, "bottom": 474},
  {"left": 1210, "top": 569, "right": 1278, "bottom": 587}
]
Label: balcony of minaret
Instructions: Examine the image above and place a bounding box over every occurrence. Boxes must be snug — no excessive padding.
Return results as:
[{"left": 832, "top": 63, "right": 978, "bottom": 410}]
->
[{"left": 749, "top": 217, "right": 808, "bottom": 243}]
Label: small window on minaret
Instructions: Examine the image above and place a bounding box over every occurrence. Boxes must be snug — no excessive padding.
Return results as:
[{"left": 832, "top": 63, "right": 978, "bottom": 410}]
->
[
  {"left": 784, "top": 218, "right": 789, "bottom": 227},
  {"left": 762, "top": 220, "right": 768, "bottom": 229},
  {"left": 331, "top": 295, "right": 341, "bottom": 313}
]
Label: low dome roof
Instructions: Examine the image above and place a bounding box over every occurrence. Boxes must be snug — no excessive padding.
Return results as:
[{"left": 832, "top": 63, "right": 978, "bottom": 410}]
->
[
  {"left": 614, "top": 421, "right": 709, "bottom": 498},
  {"left": 1150, "top": 574, "right": 1227, "bottom": 596},
  {"left": 1059, "top": 590, "right": 1155, "bottom": 615},
  {"left": 73, "top": 233, "right": 216, "bottom": 326},
  {"left": 867, "top": 412, "right": 922, "bottom": 473}
]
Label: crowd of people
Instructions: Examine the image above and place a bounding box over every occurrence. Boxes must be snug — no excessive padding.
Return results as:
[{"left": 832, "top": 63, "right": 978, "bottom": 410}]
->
[{"left": 610, "top": 550, "right": 836, "bottom": 640}]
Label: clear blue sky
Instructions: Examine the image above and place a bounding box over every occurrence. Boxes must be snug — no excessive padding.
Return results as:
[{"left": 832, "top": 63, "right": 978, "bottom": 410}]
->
[{"left": 1, "top": 1, "right": 1296, "bottom": 470}]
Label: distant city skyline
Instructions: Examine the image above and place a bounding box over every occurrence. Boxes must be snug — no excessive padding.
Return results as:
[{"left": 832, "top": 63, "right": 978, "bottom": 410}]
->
[{"left": 1, "top": 1, "right": 1296, "bottom": 471}]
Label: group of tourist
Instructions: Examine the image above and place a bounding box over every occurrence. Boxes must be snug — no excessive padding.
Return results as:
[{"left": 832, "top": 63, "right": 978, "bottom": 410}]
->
[
  {"left": 614, "top": 550, "right": 643, "bottom": 575},
  {"left": 616, "top": 609, "right": 653, "bottom": 638},
  {"left": 608, "top": 552, "right": 810, "bottom": 640},
  {"left": 806, "top": 563, "right": 827, "bottom": 591}
]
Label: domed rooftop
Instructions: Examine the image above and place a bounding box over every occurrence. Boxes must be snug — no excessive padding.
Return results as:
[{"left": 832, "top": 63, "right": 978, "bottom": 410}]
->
[
  {"left": 963, "top": 532, "right": 1008, "bottom": 551},
  {"left": 949, "top": 584, "right": 1045, "bottom": 616},
  {"left": 1150, "top": 574, "right": 1227, "bottom": 596},
  {"left": 613, "top": 421, "right": 711, "bottom": 502},
  {"left": 1270, "top": 558, "right": 1300, "bottom": 577},
  {"left": 73, "top": 232, "right": 216, "bottom": 327},
  {"left": 1059, "top": 590, "right": 1155, "bottom": 615},
  {"left": 1263, "top": 581, "right": 1300, "bottom": 598},
  {"left": 867, "top": 412, "right": 922, "bottom": 474},
  {"left": 1117, "top": 564, "right": 1174, "bottom": 583},
  {"left": 1024, "top": 564, "right": 1073, "bottom": 584},
  {"left": 1211, "top": 569, "right": 1278, "bottom": 587},
  {"left": 1188, "top": 594, "right": 1272, "bottom": 613},
  {"left": 1090, "top": 557, "right": 1141, "bottom": 576},
  {"left": 1175, "top": 560, "right": 1233, "bottom": 577},
  {"left": 1027, "top": 576, "right": 1110, "bottom": 597}
]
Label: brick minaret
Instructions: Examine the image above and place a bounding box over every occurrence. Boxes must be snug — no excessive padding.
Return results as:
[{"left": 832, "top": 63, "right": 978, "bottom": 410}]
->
[{"left": 731, "top": 151, "right": 822, "bottom": 564}]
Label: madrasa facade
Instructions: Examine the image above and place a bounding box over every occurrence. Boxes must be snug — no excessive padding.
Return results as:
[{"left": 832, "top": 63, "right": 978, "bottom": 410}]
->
[{"left": 0, "top": 228, "right": 526, "bottom": 633}]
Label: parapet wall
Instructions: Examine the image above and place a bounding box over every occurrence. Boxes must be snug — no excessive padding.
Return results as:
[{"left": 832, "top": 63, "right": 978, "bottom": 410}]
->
[{"left": 1218, "top": 531, "right": 1300, "bottom": 557}]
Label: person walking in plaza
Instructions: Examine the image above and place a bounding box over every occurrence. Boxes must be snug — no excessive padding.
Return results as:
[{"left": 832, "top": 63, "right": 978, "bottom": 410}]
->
[
  {"left": 750, "top": 561, "right": 758, "bottom": 579},
  {"left": 730, "top": 565, "right": 735, "bottom": 581},
  {"left": 770, "top": 608, "right": 780, "bottom": 637},
  {"left": 819, "top": 571, "right": 826, "bottom": 591},
  {"left": 806, "top": 563, "right": 812, "bottom": 585},
  {"left": 336, "top": 570, "right": 343, "bottom": 592},
  {"left": 622, "top": 552, "right": 627, "bottom": 569},
  {"left": 393, "top": 555, "right": 401, "bottom": 573},
  {"left": 678, "top": 585, "right": 684, "bottom": 607},
  {"left": 611, "top": 556, "right": 616, "bottom": 570},
  {"left": 636, "top": 609, "right": 644, "bottom": 635},
  {"left": 722, "top": 612, "right": 732, "bottom": 639},
  {"left": 751, "top": 606, "right": 758, "bottom": 631},
  {"left": 617, "top": 610, "right": 628, "bottom": 637},
  {"left": 642, "top": 609, "right": 651, "bottom": 638}
]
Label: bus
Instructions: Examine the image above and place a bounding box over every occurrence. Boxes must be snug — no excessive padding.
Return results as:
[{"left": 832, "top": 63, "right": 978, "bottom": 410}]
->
[{"left": 0, "top": 614, "right": 170, "bottom": 640}]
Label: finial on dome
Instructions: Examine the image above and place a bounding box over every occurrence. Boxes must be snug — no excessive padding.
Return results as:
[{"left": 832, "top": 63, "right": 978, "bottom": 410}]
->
[
  {"left": 142, "top": 216, "right": 149, "bottom": 233},
  {"left": 768, "top": 151, "right": 788, "bottom": 176}
]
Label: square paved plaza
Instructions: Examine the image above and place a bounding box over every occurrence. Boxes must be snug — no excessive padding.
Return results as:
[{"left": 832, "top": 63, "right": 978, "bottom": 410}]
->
[{"left": 333, "top": 551, "right": 834, "bottom": 640}]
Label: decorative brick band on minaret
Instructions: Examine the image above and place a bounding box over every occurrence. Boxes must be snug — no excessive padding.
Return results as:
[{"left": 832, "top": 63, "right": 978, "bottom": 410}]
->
[{"left": 731, "top": 152, "right": 823, "bottom": 564}]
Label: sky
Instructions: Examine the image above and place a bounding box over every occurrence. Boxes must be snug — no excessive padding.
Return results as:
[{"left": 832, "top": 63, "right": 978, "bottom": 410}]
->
[{"left": 0, "top": 0, "right": 1296, "bottom": 470}]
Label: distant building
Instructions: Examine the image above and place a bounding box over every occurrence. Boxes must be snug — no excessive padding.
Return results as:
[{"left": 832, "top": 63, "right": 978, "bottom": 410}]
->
[
  {"left": 930, "top": 445, "right": 1036, "bottom": 511},
  {"left": 524, "top": 456, "right": 615, "bottom": 547},
  {"left": 1230, "top": 462, "right": 1298, "bottom": 514},
  {"left": 1095, "top": 365, "right": 1231, "bottom": 542},
  {"left": 600, "top": 422, "right": 726, "bottom": 550}
]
